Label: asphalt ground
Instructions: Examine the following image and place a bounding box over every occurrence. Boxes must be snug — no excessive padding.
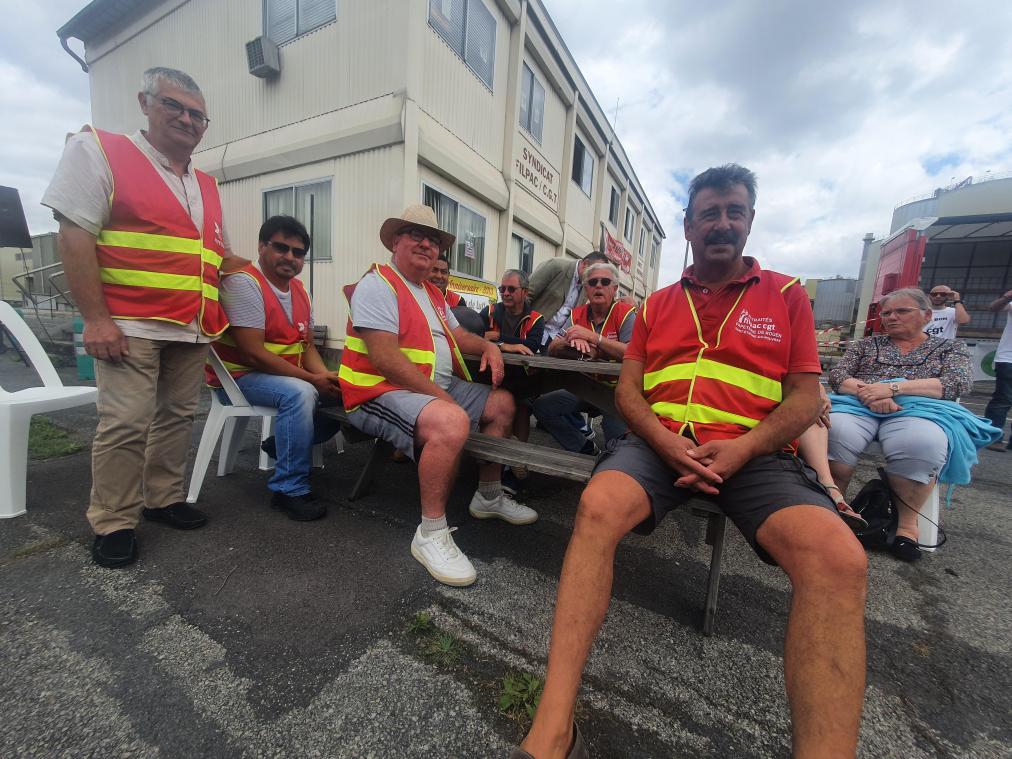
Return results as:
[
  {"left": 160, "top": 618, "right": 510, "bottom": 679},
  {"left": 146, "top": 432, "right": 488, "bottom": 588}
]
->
[{"left": 1, "top": 352, "right": 1010, "bottom": 758}]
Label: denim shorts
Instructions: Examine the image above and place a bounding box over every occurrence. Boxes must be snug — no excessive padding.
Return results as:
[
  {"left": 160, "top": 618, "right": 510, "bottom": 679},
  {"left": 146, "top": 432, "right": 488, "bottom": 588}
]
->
[{"left": 593, "top": 433, "right": 838, "bottom": 564}]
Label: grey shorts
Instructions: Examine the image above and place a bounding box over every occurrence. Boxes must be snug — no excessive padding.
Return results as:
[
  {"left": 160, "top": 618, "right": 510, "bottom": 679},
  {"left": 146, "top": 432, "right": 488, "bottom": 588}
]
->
[
  {"left": 827, "top": 413, "right": 948, "bottom": 484},
  {"left": 593, "top": 433, "right": 838, "bottom": 565},
  {"left": 346, "top": 376, "right": 492, "bottom": 461}
]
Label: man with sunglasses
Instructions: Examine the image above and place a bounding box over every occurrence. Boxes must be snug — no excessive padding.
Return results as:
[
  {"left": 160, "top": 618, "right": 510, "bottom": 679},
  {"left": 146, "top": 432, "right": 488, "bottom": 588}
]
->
[
  {"left": 43, "top": 67, "right": 246, "bottom": 568},
  {"left": 340, "top": 205, "right": 538, "bottom": 587},
  {"left": 925, "top": 285, "right": 970, "bottom": 339},
  {"left": 532, "top": 262, "right": 634, "bottom": 456},
  {"left": 514, "top": 165, "right": 867, "bottom": 759},
  {"left": 209, "top": 216, "right": 341, "bottom": 520}
]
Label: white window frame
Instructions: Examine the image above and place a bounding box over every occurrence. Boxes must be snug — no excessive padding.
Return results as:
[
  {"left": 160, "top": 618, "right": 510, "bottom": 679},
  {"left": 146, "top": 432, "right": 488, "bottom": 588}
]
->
[
  {"left": 518, "top": 62, "right": 545, "bottom": 143},
  {"left": 428, "top": 0, "right": 497, "bottom": 91},
  {"left": 421, "top": 181, "right": 488, "bottom": 276},
  {"left": 624, "top": 208, "right": 636, "bottom": 242},
  {"left": 512, "top": 232, "right": 534, "bottom": 275},
  {"left": 650, "top": 239, "right": 660, "bottom": 269},
  {"left": 608, "top": 187, "right": 620, "bottom": 226},
  {"left": 262, "top": 177, "right": 333, "bottom": 261},
  {"left": 572, "top": 136, "right": 594, "bottom": 198},
  {"left": 264, "top": 0, "right": 336, "bottom": 45}
]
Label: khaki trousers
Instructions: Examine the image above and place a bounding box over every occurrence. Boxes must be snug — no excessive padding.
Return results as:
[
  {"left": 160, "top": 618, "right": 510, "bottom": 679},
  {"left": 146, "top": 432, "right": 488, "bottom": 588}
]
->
[{"left": 88, "top": 337, "right": 209, "bottom": 534}]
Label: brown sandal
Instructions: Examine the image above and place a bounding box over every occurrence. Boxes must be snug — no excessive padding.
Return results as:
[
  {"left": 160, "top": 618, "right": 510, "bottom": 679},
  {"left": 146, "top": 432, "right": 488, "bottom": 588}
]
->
[{"left": 820, "top": 482, "right": 868, "bottom": 531}]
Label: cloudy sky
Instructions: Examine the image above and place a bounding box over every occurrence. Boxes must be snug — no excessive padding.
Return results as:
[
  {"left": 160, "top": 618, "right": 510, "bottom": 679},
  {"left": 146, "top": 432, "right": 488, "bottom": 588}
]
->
[{"left": 4, "top": 1, "right": 1011, "bottom": 287}]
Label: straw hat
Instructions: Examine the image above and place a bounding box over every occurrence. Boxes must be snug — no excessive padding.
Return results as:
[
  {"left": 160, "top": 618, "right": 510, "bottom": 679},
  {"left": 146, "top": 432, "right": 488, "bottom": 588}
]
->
[{"left": 379, "top": 204, "right": 456, "bottom": 253}]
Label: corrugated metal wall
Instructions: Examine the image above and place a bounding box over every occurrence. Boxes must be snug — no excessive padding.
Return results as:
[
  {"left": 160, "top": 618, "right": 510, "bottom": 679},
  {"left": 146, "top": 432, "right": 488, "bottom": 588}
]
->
[
  {"left": 217, "top": 146, "right": 407, "bottom": 344},
  {"left": 87, "top": 0, "right": 408, "bottom": 150},
  {"left": 419, "top": 2, "right": 510, "bottom": 169}
]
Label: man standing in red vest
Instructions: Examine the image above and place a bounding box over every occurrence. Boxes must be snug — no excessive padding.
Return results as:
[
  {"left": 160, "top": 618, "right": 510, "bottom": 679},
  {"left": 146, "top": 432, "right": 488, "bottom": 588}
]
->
[
  {"left": 209, "top": 216, "right": 341, "bottom": 521},
  {"left": 43, "top": 67, "right": 245, "bottom": 568},
  {"left": 340, "top": 205, "right": 538, "bottom": 587},
  {"left": 514, "top": 166, "right": 868, "bottom": 759}
]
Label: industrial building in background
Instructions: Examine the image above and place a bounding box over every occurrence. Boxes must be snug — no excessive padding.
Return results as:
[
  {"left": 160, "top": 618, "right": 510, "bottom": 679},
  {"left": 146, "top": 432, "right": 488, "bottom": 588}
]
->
[
  {"left": 56, "top": 0, "right": 666, "bottom": 348},
  {"left": 856, "top": 174, "right": 1012, "bottom": 340}
]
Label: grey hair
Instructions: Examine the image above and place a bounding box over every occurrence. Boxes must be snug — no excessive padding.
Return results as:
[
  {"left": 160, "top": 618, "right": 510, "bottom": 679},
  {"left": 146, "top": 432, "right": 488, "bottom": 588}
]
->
[
  {"left": 685, "top": 164, "right": 757, "bottom": 221},
  {"left": 141, "top": 67, "right": 202, "bottom": 98},
  {"left": 880, "top": 287, "right": 932, "bottom": 313},
  {"left": 501, "top": 269, "right": 529, "bottom": 289},
  {"left": 582, "top": 261, "right": 620, "bottom": 284}
]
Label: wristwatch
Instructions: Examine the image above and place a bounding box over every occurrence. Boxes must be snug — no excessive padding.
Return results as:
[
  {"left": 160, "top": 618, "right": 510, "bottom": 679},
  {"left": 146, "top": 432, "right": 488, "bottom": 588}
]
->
[
  {"left": 952, "top": 300, "right": 963, "bottom": 304},
  {"left": 889, "top": 382, "right": 900, "bottom": 396}
]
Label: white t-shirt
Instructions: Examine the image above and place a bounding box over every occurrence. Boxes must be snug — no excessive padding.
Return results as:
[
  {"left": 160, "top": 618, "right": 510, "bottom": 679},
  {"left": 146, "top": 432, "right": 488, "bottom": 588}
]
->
[
  {"left": 925, "top": 307, "right": 957, "bottom": 340},
  {"left": 996, "top": 304, "right": 1012, "bottom": 364},
  {"left": 350, "top": 264, "right": 460, "bottom": 389}
]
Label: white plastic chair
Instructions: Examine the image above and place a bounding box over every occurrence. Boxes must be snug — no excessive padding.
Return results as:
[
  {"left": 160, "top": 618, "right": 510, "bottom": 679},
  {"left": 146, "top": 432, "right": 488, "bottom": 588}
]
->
[
  {"left": 185, "top": 350, "right": 326, "bottom": 503},
  {"left": 0, "top": 301, "right": 98, "bottom": 519},
  {"left": 865, "top": 441, "right": 941, "bottom": 552}
]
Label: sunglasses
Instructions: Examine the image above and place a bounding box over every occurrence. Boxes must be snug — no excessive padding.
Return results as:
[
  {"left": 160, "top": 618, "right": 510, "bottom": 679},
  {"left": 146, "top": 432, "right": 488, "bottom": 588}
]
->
[
  {"left": 156, "top": 96, "right": 210, "bottom": 128},
  {"left": 499, "top": 285, "right": 524, "bottom": 294},
  {"left": 268, "top": 240, "right": 308, "bottom": 258},
  {"left": 400, "top": 228, "right": 443, "bottom": 248},
  {"left": 929, "top": 292, "right": 948, "bottom": 297},
  {"left": 586, "top": 278, "right": 613, "bottom": 287}
]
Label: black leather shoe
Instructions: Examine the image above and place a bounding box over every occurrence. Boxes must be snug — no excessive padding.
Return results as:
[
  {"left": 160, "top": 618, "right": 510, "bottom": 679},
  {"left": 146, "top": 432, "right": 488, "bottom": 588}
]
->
[
  {"left": 260, "top": 436, "right": 277, "bottom": 460},
  {"left": 92, "top": 529, "right": 138, "bottom": 568},
  {"left": 142, "top": 502, "right": 208, "bottom": 530},
  {"left": 270, "top": 491, "right": 326, "bottom": 521}
]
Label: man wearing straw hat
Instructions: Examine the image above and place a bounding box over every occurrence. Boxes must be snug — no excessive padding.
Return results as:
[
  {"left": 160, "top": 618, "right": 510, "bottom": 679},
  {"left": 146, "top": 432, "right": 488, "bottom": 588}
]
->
[{"left": 339, "top": 205, "right": 538, "bottom": 587}]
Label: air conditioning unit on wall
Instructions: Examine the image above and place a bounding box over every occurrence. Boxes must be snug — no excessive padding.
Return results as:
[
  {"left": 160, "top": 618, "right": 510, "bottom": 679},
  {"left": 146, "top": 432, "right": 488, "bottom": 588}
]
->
[{"left": 246, "top": 36, "right": 281, "bottom": 78}]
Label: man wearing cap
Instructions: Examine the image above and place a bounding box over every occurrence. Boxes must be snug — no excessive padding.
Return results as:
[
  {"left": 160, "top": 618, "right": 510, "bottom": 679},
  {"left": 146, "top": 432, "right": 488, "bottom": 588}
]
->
[
  {"left": 42, "top": 67, "right": 246, "bottom": 568},
  {"left": 925, "top": 285, "right": 970, "bottom": 339},
  {"left": 209, "top": 215, "right": 341, "bottom": 521},
  {"left": 339, "top": 205, "right": 538, "bottom": 587}
]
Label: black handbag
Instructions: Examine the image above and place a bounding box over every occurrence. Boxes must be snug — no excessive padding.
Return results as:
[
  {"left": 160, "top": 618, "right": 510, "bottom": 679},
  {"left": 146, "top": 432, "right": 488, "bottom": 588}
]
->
[{"left": 849, "top": 468, "right": 898, "bottom": 549}]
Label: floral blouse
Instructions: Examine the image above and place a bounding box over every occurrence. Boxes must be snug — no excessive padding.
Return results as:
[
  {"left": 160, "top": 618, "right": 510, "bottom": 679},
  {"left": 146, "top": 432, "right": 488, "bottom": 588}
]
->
[{"left": 828, "top": 335, "right": 973, "bottom": 401}]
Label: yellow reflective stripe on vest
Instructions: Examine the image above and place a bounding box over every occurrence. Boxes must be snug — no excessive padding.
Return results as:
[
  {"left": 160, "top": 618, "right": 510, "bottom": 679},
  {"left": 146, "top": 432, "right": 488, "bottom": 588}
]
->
[
  {"left": 645, "top": 359, "right": 781, "bottom": 402},
  {"left": 221, "top": 359, "right": 247, "bottom": 373},
  {"left": 202, "top": 282, "right": 220, "bottom": 301},
  {"left": 343, "top": 336, "right": 435, "bottom": 366},
  {"left": 337, "top": 364, "right": 387, "bottom": 387},
  {"left": 100, "top": 267, "right": 202, "bottom": 291},
  {"left": 97, "top": 230, "right": 224, "bottom": 269},
  {"left": 651, "top": 401, "right": 760, "bottom": 429},
  {"left": 265, "top": 342, "right": 303, "bottom": 356}
]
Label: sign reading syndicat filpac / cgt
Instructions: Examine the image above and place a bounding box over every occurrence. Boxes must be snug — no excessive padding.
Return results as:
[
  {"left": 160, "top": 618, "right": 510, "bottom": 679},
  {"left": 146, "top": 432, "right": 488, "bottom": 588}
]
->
[{"left": 513, "top": 134, "right": 560, "bottom": 213}]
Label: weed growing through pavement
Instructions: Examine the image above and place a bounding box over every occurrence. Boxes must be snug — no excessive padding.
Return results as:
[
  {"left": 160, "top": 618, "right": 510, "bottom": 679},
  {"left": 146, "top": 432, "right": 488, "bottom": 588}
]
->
[
  {"left": 498, "top": 671, "right": 543, "bottom": 722},
  {"left": 407, "top": 611, "right": 434, "bottom": 635},
  {"left": 28, "top": 417, "right": 84, "bottom": 459},
  {"left": 426, "top": 632, "right": 461, "bottom": 665}
]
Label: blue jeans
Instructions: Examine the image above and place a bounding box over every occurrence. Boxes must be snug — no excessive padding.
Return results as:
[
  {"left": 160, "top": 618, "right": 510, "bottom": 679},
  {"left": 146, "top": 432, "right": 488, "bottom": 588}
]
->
[
  {"left": 532, "top": 389, "right": 626, "bottom": 452},
  {"left": 226, "top": 373, "right": 341, "bottom": 496},
  {"left": 984, "top": 361, "right": 1012, "bottom": 443}
]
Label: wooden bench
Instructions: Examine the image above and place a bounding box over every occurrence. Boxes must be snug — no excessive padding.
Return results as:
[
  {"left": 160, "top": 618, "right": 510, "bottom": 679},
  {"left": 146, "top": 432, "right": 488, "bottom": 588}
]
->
[{"left": 319, "top": 407, "right": 730, "bottom": 635}]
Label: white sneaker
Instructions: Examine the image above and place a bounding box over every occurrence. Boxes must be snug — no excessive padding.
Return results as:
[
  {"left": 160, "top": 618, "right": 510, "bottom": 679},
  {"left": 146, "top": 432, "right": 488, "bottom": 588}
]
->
[
  {"left": 468, "top": 490, "right": 538, "bottom": 525},
  {"left": 410, "top": 525, "right": 477, "bottom": 586}
]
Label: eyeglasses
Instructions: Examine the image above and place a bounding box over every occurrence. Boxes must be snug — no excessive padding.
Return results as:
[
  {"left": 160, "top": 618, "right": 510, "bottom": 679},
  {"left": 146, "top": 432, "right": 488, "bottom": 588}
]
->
[
  {"left": 879, "top": 307, "right": 918, "bottom": 317},
  {"left": 499, "top": 285, "right": 523, "bottom": 294},
  {"left": 586, "top": 278, "right": 613, "bottom": 288},
  {"left": 268, "top": 240, "right": 308, "bottom": 258},
  {"left": 155, "top": 96, "right": 210, "bottom": 128},
  {"left": 400, "top": 228, "right": 443, "bottom": 248}
]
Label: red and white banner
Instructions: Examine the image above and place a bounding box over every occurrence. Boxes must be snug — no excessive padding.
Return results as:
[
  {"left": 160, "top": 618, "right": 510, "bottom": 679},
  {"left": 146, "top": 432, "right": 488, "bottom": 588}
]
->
[{"left": 600, "top": 223, "right": 632, "bottom": 274}]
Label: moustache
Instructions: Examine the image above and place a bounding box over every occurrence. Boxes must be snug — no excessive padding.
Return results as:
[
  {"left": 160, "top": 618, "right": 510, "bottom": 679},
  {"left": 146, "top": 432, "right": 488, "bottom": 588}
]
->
[{"left": 704, "top": 230, "right": 738, "bottom": 246}]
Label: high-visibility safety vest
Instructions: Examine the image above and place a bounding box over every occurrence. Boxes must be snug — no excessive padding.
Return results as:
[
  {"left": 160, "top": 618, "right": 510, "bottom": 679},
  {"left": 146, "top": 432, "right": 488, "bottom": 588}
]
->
[
  {"left": 445, "top": 290, "right": 464, "bottom": 307},
  {"left": 639, "top": 270, "right": 801, "bottom": 446},
  {"left": 571, "top": 300, "right": 636, "bottom": 341},
  {"left": 205, "top": 265, "right": 312, "bottom": 387},
  {"left": 89, "top": 127, "right": 228, "bottom": 336},
  {"left": 570, "top": 300, "right": 635, "bottom": 386},
  {"left": 338, "top": 263, "right": 472, "bottom": 411},
  {"left": 488, "top": 303, "right": 544, "bottom": 341}
]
